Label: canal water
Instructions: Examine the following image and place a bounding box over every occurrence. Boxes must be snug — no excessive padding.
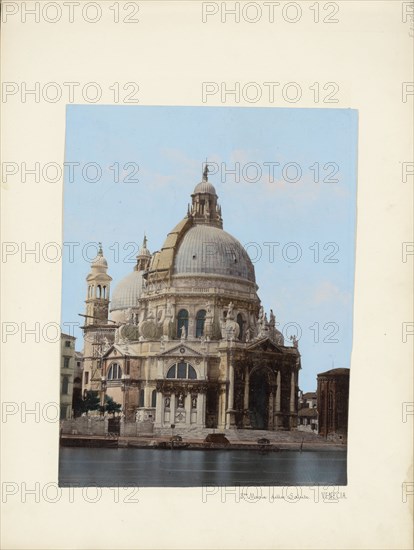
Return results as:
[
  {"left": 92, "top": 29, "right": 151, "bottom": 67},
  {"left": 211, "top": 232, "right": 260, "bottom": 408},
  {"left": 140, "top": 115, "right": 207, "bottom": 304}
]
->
[{"left": 59, "top": 448, "right": 347, "bottom": 487}]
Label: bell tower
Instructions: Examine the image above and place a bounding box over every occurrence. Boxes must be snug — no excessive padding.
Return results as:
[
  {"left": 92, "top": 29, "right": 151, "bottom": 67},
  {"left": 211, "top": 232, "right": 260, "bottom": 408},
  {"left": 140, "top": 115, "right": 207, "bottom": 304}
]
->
[
  {"left": 85, "top": 243, "right": 112, "bottom": 325},
  {"left": 82, "top": 243, "right": 114, "bottom": 393}
]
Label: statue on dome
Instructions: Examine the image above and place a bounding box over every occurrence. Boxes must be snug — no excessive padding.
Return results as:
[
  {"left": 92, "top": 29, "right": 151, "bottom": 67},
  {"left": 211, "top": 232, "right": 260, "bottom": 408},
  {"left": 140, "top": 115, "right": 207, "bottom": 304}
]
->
[
  {"left": 203, "top": 163, "right": 209, "bottom": 181},
  {"left": 269, "top": 309, "right": 276, "bottom": 327},
  {"left": 227, "top": 301, "right": 235, "bottom": 320}
]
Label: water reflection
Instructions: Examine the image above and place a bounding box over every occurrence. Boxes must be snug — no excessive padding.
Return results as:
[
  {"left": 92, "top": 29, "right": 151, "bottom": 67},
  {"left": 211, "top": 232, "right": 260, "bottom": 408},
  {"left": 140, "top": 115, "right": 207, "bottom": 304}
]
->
[{"left": 59, "top": 448, "right": 347, "bottom": 487}]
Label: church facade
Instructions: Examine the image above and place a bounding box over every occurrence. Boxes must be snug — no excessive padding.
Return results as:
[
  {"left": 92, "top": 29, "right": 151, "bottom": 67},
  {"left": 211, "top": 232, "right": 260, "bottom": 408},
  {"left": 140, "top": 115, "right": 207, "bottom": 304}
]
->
[{"left": 81, "top": 168, "right": 301, "bottom": 432}]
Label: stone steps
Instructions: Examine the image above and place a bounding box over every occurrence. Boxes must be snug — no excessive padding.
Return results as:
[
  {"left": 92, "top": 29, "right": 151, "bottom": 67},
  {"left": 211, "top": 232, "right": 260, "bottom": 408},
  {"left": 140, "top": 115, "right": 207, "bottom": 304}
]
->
[{"left": 154, "top": 426, "right": 320, "bottom": 442}]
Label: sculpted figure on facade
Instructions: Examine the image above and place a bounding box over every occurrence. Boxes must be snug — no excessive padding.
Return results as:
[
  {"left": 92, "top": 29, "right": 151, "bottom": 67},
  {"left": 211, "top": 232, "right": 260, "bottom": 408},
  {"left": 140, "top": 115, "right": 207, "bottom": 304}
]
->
[
  {"left": 102, "top": 336, "right": 111, "bottom": 353},
  {"left": 257, "top": 306, "right": 269, "bottom": 337},
  {"left": 177, "top": 392, "right": 184, "bottom": 408},
  {"left": 166, "top": 298, "right": 175, "bottom": 321},
  {"left": 157, "top": 307, "right": 165, "bottom": 326},
  {"left": 227, "top": 301, "right": 235, "bottom": 320},
  {"left": 204, "top": 300, "right": 213, "bottom": 338},
  {"left": 206, "top": 300, "right": 212, "bottom": 318},
  {"left": 162, "top": 298, "right": 175, "bottom": 338},
  {"left": 118, "top": 308, "right": 132, "bottom": 326}
]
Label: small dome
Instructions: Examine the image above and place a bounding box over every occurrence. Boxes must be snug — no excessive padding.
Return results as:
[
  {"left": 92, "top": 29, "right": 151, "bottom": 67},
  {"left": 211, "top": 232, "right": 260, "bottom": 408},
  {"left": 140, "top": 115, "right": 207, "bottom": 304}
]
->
[
  {"left": 138, "top": 235, "right": 151, "bottom": 258},
  {"left": 110, "top": 271, "right": 145, "bottom": 312},
  {"left": 91, "top": 244, "right": 108, "bottom": 271},
  {"left": 92, "top": 255, "right": 108, "bottom": 268},
  {"left": 173, "top": 225, "right": 255, "bottom": 283},
  {"left": 193, "top": 180, "right": 217, "bottom": 195}
]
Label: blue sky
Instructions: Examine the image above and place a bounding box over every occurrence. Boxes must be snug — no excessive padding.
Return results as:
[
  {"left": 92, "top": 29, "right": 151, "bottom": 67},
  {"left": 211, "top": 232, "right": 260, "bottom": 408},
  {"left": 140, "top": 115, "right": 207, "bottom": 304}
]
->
[{"left": 62, "top": 105, "right": 358, "bottom": 392}]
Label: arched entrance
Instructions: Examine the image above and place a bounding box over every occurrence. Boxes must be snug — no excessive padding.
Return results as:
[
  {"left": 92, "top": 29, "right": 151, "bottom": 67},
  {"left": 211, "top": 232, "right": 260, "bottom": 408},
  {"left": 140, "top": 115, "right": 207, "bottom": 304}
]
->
[{"left": 249, "top": 369, "right": 271, "bottom": 430}]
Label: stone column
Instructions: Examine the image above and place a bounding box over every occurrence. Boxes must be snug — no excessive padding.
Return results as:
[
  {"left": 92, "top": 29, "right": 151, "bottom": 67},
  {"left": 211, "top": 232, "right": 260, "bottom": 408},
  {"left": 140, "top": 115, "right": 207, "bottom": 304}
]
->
[
  {"left": 243, "top": 366, "right": 251, "bottom": 428},
  {"left": 226, "top": 361, "right": 236, "bottom": 428},
  {"left": 273, "top": 371, "right": 282, "bottom": 430},
  {"left": 218, "top": 389, "right": 226, "bottom": 430},
  {"left": 196, "top": 393, "right": 206, "bottom": 427},
  {"left": 228, "top": 362, "right": 235, "bottom": 410},
  {"left": 170, "top": 393, "right": 176, "bottom": 424},
  {"left": 154, "top": 391, "right": 163, "bottom": 428},
  {"left": 275, "top": 371, "right": 281, "bottom": 412},
  {"left": 268, "top": 391, "right": 274, "bottom": 429},
  {"left": 144, "top": 382, "right": 150, "bottom": 408},
  {"left": 290, "top": 371, "right": 296, "bottom": 413},
  {"left": 243, "top": 367, "right": 250, "bottom": 410},
  {"left": 185, "top": 393, "right": 192, "bottom": 425}
]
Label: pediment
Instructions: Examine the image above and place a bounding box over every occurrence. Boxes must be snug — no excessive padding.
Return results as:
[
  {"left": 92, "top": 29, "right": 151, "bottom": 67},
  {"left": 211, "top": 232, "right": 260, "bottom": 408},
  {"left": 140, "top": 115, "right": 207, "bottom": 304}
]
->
[
  {"left": 246, "top": 337, "right": 283, "bottom": 354},
  {"left": 102, "top": 344, "right": 128, "bottom": 358},
  {"left": 159, "top": 342, "right": 203, "bottom": 358}
]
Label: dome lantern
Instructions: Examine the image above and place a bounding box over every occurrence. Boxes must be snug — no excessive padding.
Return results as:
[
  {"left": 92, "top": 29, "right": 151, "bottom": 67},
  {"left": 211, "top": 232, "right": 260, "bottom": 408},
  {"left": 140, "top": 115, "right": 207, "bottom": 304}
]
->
[
  {"left": 135, "top": 235, "right": 151, "bottom": 272},
  {"left": 190, "top": 162, "right": 223, "bottom": 229}
]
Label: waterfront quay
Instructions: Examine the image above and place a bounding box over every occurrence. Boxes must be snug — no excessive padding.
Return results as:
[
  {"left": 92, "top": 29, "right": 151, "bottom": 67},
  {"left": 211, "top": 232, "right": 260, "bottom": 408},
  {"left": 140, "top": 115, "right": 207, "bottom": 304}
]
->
[{"left": 60, "top": 428, "right": 347, "bottom": 452}]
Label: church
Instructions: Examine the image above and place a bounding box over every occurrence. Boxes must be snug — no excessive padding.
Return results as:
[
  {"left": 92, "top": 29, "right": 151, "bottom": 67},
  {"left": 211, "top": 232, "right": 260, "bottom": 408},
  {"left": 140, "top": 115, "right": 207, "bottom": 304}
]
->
[{"left": 81, "top": 166, "right": 301, "bottom": 432}]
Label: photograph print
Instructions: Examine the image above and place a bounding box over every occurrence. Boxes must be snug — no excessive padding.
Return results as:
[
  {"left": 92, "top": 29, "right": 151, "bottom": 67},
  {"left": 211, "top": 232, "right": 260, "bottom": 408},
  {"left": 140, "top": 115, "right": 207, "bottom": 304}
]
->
[{"left": 59, "top": 105, "right": 357, "bottom": 487}]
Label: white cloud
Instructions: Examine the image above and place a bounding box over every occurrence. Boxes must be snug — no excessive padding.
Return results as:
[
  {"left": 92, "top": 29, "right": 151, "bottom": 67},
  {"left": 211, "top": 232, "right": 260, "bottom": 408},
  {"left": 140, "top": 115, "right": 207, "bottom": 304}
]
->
[{"left": 310, "top": 280, "right": 352, "bottom": 306}]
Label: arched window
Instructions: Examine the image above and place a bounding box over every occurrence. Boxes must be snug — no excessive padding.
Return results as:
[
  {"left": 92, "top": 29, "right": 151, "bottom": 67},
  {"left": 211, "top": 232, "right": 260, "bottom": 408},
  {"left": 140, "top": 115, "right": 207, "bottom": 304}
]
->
[
  {"left": 151, "top": 389, "right": 157, "bottom": 408},
  {"left": 166, "top": 362, "right": 197, "bottom": 380},
  {"left": 103, "top": 286, "right": 106, "bottom": 299},
  {"left": 107, "top": 363, "right": 122, "bottom": 380},
  {"left": 139, "top": 389, "right": 145, "bottom": 407},
  {"left": 196, "top": 309, "right": 206, "bottom": 337},
  {"left": 237, "top": 313, "right": 244, "bottom": 341},
  {"left": 62, "top": 376, "right": 69, "bottom": 395},
  {"left": 97, "top": 285, "right": 102, "bottom": 298},
  {"left": 177, "top": 309, "right": 189, "bottom": 338}
]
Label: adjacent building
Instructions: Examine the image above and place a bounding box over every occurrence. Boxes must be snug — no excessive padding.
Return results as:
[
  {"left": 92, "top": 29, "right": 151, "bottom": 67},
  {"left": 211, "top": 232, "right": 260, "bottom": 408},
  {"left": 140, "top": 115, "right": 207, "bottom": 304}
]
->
[
  {"left": 317, "top": 368, "right": 350, "bottom": 442},
  {"left": 60, "top": 333, "right": 76, "bottom": 419},
  {"left": 297, "top": 390, "right": 318, "bottom": 432},
  {"left": 72, "top": 351, "right": 83, "bottom": 416}
]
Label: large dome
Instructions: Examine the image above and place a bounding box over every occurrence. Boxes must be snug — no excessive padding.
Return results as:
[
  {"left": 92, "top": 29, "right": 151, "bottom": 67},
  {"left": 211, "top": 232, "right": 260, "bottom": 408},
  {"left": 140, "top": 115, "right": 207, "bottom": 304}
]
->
[
  {"left": 110, "top": 270, "right": 145, "bottom": 312},
  {"left": 173, "top": 225, "right": 255, "bottom": 283}
]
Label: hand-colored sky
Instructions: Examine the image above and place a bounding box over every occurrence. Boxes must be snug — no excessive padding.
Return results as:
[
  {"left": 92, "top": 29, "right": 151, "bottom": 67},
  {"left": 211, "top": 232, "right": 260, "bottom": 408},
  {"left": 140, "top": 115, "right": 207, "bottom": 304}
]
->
[{"left": 62, "top": 105, "right": 358, "bottom": 392}]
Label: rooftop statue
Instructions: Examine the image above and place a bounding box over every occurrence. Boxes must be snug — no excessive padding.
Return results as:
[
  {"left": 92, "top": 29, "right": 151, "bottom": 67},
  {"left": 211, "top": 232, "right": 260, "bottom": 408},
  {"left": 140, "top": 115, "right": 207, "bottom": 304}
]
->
[{"left": 203, "top": 163, "right": 209, "bottom": 181}]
